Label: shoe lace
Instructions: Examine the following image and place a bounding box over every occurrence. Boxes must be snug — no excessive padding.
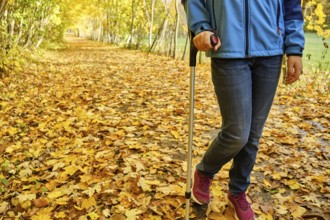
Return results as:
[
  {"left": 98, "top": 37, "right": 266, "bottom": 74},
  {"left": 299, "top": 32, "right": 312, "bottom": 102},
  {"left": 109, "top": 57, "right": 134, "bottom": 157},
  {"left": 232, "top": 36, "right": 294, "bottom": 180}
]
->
[{"left": 233, "top": 193, "right": 251, "bottom": 210}]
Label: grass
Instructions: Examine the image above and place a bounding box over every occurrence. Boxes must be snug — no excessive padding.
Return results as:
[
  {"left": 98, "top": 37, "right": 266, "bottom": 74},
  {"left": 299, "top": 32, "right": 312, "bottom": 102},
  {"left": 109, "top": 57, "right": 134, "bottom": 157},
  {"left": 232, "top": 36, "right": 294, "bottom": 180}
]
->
[{"left": 303, "top": 32, "right": 330, "bottom": 71}]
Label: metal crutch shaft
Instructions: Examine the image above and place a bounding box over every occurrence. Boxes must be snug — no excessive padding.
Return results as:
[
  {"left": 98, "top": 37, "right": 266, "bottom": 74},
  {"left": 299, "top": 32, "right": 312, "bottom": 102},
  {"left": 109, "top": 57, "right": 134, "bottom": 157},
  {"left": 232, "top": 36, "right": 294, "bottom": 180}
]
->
[{"left": 185, "top": 32, "right": 198, "bottom": 220}]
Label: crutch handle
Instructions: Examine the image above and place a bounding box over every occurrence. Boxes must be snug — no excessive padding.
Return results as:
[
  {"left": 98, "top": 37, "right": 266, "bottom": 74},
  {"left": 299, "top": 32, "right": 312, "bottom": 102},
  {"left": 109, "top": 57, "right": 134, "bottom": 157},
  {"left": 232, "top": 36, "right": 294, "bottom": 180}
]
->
[
  {"left": 210, "top": 34, "right": 219, "bottom": 47},
  {"left": 190, "top": 32, "right": 218, "bottom": 67},
  {"left": 189, "top": 32, "right": 198, "bottom": 67}
]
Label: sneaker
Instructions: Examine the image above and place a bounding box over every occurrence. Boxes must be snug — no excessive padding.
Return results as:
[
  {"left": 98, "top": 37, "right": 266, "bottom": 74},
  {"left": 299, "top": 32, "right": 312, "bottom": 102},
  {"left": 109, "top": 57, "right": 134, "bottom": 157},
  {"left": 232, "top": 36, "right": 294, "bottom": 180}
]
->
[
  {"left": 228, "top": 192, "right": 255, "bottom": 220},
  {"left": 191, "top": 170, "right": 212, "bottom": 205}
]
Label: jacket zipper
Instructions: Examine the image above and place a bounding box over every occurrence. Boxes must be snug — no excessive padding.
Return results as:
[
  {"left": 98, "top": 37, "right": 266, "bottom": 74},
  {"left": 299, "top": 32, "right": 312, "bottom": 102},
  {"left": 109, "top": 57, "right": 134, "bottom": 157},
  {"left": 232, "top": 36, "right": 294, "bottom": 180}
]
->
[
  {"left": 245, "top": 0, "right": 249, "bottom": 57},
  {"left": 276, "top": 0, "right": 281, "bottom": 35}
]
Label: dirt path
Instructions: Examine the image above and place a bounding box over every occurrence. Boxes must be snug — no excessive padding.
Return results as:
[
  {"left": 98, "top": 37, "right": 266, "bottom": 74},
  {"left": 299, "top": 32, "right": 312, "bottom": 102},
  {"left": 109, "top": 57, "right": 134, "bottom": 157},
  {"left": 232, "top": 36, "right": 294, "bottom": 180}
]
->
[{"left": 0, "top": 37, "right": 329, "bottom": 219}]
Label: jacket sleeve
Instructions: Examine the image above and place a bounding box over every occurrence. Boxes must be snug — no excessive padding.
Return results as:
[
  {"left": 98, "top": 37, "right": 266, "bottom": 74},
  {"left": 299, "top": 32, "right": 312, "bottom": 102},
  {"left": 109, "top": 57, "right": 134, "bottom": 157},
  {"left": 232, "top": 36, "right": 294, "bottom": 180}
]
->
[
  {"left": 184, "top": 0, "right": 212, "bottom": 35},
  {"left": 283, "top": 0, "right": 305, "bottom": 55}
]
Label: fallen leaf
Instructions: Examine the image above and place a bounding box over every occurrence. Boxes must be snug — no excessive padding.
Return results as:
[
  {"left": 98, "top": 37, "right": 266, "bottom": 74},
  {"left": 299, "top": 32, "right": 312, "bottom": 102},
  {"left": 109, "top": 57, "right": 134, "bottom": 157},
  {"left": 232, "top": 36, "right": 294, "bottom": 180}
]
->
[{"left": 34, "top": 197, "right": 49, "bottom": 207}]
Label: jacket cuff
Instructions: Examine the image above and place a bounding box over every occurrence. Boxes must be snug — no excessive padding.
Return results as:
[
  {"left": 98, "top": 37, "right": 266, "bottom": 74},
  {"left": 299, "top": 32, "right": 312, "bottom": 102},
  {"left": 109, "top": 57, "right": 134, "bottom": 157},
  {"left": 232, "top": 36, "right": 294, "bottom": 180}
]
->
[
  {"left": 287, "top": 54, "right": 302, "bottom": 57},
  {"left": 194, "top": 23, "right": 213, "bottom": 35},
  {"left": 285, "top": 46, "right": 303, "bottom": 56}
]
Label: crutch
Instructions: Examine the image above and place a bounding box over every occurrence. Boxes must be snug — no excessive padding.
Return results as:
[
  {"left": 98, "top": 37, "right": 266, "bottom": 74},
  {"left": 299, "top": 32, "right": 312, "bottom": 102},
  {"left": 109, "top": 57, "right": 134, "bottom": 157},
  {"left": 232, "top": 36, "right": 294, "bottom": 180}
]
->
[
  {"left": 184, "top": 31, "right": 198, "bottom": 220},
  {"left": 184, "top": 33, "right": 218, "bottom": 220}
]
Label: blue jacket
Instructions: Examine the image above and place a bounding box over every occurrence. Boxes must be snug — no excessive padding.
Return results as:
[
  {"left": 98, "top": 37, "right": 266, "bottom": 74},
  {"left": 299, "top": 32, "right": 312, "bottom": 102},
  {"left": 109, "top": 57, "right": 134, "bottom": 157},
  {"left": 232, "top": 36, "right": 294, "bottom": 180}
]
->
[{"left": 185, "top": 0, "right": 305, "bottom": 58}]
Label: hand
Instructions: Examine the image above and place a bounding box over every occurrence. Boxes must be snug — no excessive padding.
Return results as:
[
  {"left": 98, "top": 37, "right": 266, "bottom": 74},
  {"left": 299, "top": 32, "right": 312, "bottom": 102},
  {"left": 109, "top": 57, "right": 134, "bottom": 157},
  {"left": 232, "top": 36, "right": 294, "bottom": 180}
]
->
[
  {"left": 193, "top": 31, "right": 221, "bottom": 51},
  {"left": 285, "top": 56, "right": 303, "bottom": 84}
]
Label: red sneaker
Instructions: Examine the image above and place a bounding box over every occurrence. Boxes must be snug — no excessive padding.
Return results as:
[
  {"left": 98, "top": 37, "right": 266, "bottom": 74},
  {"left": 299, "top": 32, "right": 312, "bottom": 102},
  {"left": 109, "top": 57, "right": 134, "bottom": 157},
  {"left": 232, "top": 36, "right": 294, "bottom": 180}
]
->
[
  {"left": 228, "top": 192, "right": 255, "bottom": 220},
  {"left": 191, "top": 170, "right": 212, "bottom": 205}
]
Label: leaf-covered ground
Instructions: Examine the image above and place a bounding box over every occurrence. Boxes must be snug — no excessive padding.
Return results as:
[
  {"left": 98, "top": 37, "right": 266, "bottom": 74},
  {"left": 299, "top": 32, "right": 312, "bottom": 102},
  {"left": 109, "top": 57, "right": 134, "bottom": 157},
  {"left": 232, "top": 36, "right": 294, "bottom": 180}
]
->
[{"left": 0, "top": 37, "right": 329, "bottom": 220}]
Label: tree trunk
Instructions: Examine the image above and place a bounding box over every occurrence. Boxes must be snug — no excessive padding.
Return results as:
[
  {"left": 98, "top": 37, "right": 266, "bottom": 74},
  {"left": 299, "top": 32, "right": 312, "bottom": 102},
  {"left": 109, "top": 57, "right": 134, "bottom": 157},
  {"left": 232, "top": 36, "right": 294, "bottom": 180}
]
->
[
  {"left": 9, "top": 19, "right": 15, "bottom": 39},
  {"left": 16, "top": 17, "right": 24, "bottom": 46},
  {"left": 0, "top": 0, "right": 8, "bottom": 19},
  {"left": 148, "top": 15, "right": 167, "bottom": 53},
  {"left": 157, "top": 18, "right": 168, "bottom": 53},
  {"left": 168, "top": 31, "right": 173, "bottom": 56},
  {"left": 181, "top": 33, "right": 188, "bottom": 60},
  {"left": 150, "top": 0, "right": 156, "bottom": 47},
  {"left": 128, "top": 0, "right": 136, "bottom": 48},
  {"left": 24, "top": 23, "right": 35, "bottom": 48},
  {"left": 36, "top": 37, "right": 44, "bottom": 48},
  {"left": 173, "top": 0, "right": 180, "bottom": 58}
]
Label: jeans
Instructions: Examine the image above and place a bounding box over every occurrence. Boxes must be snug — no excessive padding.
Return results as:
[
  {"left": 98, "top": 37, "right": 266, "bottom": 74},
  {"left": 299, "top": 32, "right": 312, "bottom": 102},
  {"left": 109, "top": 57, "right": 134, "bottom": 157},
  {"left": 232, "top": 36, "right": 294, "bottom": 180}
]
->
[{"left": 196, "top": 55, "right": 283, "bottom": 194}]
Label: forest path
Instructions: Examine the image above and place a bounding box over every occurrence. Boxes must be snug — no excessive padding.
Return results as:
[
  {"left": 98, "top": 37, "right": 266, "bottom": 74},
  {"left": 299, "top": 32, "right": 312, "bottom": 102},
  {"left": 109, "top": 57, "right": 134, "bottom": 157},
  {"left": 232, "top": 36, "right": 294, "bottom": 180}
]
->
[{"left": 0, "top": 37, "right": 328, "bottom": 219}]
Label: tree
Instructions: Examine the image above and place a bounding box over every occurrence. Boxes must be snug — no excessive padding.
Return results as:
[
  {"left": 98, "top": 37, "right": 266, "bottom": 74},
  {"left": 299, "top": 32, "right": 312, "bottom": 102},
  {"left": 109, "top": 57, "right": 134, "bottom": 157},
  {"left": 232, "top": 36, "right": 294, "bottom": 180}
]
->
[
  {"left": 173, "top": 0, "right": 180, "bottom": 58},
  {"left": 304, "top": 0, "right": 330, "bottom": 38}
]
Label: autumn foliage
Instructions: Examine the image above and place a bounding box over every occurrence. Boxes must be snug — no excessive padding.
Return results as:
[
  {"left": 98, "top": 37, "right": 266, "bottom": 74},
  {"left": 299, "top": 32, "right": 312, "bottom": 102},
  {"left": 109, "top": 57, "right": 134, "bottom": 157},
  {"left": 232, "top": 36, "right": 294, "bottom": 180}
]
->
[{"left": 0, "top": 37, "right": 329, "bottom": 219}]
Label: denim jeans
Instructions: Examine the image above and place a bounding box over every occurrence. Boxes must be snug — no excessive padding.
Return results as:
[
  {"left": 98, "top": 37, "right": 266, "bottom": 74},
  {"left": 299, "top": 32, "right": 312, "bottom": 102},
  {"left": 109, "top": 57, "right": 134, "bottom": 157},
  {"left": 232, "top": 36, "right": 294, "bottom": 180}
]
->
[{"left": 196, "top": 55, "right": 283, "bottom": 194}]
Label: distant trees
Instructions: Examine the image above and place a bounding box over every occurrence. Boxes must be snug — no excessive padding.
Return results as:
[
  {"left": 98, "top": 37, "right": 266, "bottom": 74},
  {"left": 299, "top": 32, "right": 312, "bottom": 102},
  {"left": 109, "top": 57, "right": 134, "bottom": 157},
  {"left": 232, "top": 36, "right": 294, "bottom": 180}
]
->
[
  {"left": 74, "top": 0, "right": 187, "bottom": 57},
  {"left": 0, "top": 0, "right": 63, "bottom": 49},
  {"left": 1, "top": 0, "right": 329, "bottom": 79}
]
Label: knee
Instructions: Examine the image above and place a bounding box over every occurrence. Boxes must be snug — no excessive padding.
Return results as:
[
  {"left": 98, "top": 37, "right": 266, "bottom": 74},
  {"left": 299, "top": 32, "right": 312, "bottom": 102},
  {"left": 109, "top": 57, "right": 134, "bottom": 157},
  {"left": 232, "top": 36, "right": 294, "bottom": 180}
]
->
[{"left": 218, "top": 130, "right": 249, "bottom": 151}]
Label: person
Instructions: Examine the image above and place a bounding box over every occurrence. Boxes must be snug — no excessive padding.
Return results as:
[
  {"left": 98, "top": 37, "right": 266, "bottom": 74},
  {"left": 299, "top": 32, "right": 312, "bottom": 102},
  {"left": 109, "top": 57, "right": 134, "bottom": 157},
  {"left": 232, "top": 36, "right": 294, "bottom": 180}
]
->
[{"left": 184, "top": 0, "right": 304, "bottom": 219}]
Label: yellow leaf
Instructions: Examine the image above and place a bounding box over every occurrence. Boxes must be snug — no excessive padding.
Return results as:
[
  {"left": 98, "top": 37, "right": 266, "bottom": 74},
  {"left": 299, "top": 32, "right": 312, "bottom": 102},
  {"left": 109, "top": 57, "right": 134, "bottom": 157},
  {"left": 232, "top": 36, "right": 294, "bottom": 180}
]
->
[
  {"left": 55, "top": 212, "right": 67, "bottom": 219},
  {"left": 21, "top": 200, "right": 32, "bottom": 209},
  {"left": 8, "top": 211, "right": 15, "bottom": 217},
  {"left": 74, "top": 205, "right": 84, "bottom": 211},
  {"left": 171, "top": 130, "right": 180, "bottom": 139},
  {"left": 81, "top": 197, "right": 97, "bottom": 210},
  {"left": 286, "top": 179, "right": 300, "bottom": 190},
  {"left": 138, "top": 177, "right": 151, "bottom": 192},
  {"left": 262, "top": 179, "right": 272, "bottom": 188},
  {"left": 102, "top": 209, "right": 111, "bottom": 217},
  {"left": 36, "top": 207, "right": 54, "bottom": 216},
  {"left": 271, "top": 172, "right": 282, "bottom": 180},
  {"left": 145, "top": 215, "right": 162, "bottom": 220},
  {"left": 47, "top": 190, "right": 63, "bottom": 199},
  {"left": 256, "top": 213, "right": 274, "bottom": 220},
  {"left": 0, "top": 202, "right": 8, "bottom": 214},
  {"left": 291, "top": 206, "right": 307, "bottom": 218},
  {"left": 19, "top": 168, "right": 33, "bottom": 178},
  {"left": 80, "top": 174, "right": 93, "bottom": 182},
  {"left": 55, "top": 197, "right": 70, "bottom": 205},
  {"left": 59, "top": 165, "right": 79, "bottom": 180},
  {"left": 275, "top": 205, "right": 288, "bottom": 215},
  {"left": 31, "top": 214, "right": 52, "bottom": 220},
  {"left": 52, "top": 162, "right": 66, "bottom": 171},
  {"left": 135, "top": 162, "right": 145, "bottom": 172},
  {"left": 157, "top": 185, "right": 184, "bottom": 195},
  {"left": 125, "top": 209, "right": 143, "bottom": 220},
  {"left": 311, "top": 174, "right": 326, "bottom": 183},
  {"left": 87, "top": 212, "right": 99, "bottom": 220},
  {"left": 17, "top": 194, "right": 36, "bottom": 203},
  {"left": 38, "top": 122, "right": 48, "bottom": 132},
  {"left": 211, "top": 184, "right": 223, "bottom": 197},
  {"left": 64, "top": 165, "right": 79, "bottom": 175},
  {"left": 145, "top": 179, "right": 161, "bottom": 186},
  {"left": 7, "top": 127, "right": 18, "bottom": 136}
]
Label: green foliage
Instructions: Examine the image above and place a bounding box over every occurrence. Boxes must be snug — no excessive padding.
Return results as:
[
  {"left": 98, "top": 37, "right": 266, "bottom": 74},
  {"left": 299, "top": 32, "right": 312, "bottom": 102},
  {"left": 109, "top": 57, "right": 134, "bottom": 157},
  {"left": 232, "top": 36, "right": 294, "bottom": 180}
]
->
[{"left": 0, "top": 0, "right": 72, "bottom": 78}]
